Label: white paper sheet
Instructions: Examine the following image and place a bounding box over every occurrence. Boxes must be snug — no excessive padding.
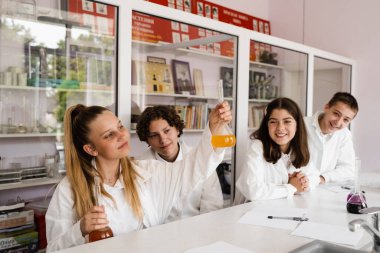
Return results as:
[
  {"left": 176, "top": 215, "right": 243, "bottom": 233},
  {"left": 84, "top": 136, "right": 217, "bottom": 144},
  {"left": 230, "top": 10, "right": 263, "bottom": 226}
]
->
[
  {"left": 238, "top": 207, "right": 308, "bottom": 230},
  {"left": 291, "top": 221, "right": 363, "bottom": 246},
  {"left": 320, "top": 184, "right": 351, "bottom": 193},
  {"left": 184, "top": 241, "right": 254, "bottom": 253}
]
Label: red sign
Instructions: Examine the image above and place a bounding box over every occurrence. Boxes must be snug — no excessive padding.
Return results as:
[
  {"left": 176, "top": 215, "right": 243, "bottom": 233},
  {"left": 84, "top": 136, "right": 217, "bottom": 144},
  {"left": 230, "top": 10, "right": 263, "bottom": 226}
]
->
[
  {"left": 142, "top": 0, "right": 271, "bottom": 59},
  {"left": 132, "top": 12, "right": 173, "bottom": 43}
]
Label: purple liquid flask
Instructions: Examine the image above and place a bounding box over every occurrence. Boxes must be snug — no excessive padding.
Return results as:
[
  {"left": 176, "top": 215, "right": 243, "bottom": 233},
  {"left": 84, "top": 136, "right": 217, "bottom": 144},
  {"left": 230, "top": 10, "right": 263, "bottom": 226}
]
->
[{"left": 346, "top": 158, "right": 368, "bottom": 214}]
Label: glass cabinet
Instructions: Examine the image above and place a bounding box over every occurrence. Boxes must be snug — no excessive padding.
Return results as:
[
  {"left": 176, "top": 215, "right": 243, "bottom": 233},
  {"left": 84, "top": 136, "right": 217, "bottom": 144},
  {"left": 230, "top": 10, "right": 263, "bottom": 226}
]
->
[
  {"left": 0, "top": 0, "right": 118, "bottom": 188},
  {"left": 0, "top": 0, "right": 356, "bottom": 201},
  {"left": 247, "top": 40, "right": 308, "bottom": 131},
  {"left": 129, "top": 10, "right": 238, "bottom": 205},
  {"left": 313, "top": 57, "right": 352, "bottom": 114},
  {"left": 0, "top": 0, "right": 118, "bottom": 138}
]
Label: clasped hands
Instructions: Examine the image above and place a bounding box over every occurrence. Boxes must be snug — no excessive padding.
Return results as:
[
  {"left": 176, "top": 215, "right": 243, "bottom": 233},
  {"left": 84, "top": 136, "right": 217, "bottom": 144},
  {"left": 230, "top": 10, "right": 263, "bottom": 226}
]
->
[{"left": 288, "top": 172, "right": 309, "bottom": 193}]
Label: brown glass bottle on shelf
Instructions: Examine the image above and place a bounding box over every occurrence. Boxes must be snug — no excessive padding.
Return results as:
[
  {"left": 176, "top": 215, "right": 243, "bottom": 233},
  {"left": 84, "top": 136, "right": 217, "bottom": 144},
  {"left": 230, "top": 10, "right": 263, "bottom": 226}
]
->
[{"left": 88, "top": 177, "right": 114, "bottom": 242}]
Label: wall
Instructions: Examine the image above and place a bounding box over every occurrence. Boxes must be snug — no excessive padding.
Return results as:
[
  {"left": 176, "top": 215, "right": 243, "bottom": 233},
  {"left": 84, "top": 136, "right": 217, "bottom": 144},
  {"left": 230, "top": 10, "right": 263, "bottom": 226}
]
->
[
  {"left": 207, "top": 0, "right": 269, "bottom": 20},
  {"left": 268, "top": 0, "right": 380, "bottom": 172},
  {"left": 209, "top": 0, "right": 378, "bottom": 173}
]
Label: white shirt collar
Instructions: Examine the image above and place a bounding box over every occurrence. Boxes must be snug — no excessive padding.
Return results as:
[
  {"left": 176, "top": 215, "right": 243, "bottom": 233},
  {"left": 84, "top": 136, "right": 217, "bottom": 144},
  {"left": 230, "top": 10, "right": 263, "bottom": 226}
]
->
[
  {"left": 312, "top": 111, "right": 333, "bottom": 138},
  {"left": 154, "top": 141, "right": 183, "bottom": 162}
]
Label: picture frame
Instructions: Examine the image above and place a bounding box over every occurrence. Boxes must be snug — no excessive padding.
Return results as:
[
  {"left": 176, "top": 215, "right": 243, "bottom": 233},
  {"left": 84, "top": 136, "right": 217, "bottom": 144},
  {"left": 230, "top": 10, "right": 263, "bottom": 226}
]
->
[
  {"left": 220, "top": 67, "right": 233, "bottom": 98},
  {"left": 95, "top": 3, "right": 108, "bottom": 15},
  {"left": 212, "top": 6, "right": 219, "bottom": 19},
  {"left": 172, "top": 60, "right": 194, "bottom": 95},
  {"left": 82, "top": 0, "right": 94, "bottom": 12},
  {"left": 132, "top": 60, "right": 175, "bottom": 94}
]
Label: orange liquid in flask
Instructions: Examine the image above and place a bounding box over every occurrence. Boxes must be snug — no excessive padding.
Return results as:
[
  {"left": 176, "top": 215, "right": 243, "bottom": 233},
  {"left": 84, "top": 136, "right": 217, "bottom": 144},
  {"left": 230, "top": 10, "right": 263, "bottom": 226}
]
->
[
  {"left": 89, "top": 227, "right": 114, "bottom": 242},
  {"left": 211, "top": 134, "right": 236, "bottom": 148}
]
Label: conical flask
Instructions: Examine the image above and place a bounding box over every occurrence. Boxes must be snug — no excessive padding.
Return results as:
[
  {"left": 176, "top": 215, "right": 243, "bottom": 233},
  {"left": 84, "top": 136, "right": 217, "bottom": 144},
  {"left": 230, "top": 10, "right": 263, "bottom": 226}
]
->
[
  {"left": 89, "top": 177, "right": 114, "bottom": 242},
  {"left": 211, "top": 81, "right": 236, "bottom": 148},
  {"left": 346, "top": 158, "right": 367, "bottom": 214}
]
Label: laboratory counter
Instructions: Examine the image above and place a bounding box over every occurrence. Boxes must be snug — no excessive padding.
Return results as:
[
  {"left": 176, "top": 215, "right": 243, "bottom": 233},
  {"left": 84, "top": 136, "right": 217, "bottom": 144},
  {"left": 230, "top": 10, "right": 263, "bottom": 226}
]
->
[{"left": 54, "top": 186, "right": 380, "bottom": 253}]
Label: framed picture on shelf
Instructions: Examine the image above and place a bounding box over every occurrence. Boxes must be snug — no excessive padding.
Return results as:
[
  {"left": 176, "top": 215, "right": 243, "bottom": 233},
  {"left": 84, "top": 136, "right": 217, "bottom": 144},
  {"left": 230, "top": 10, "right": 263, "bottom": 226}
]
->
[
  {"left": 220, "top": 67, "right": 233, "bottom": 98},
  {"left": 172, "top": 60, "right": 194, "bottom": 95},
  {"left": 145, "top": 62, "right": 175, "bottom": 94}
]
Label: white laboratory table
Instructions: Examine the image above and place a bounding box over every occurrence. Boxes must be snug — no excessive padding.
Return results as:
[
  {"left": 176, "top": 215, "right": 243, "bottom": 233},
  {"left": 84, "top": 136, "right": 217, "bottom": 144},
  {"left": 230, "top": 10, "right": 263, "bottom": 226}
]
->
[{"left": 55, "top": 186, "right": 380, "bottom": 253}]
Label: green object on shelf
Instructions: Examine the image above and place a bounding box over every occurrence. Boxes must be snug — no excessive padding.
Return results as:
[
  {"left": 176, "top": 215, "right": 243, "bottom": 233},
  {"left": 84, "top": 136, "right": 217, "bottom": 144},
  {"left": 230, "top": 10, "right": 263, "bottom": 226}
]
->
[
  {"left": 26, "top": 79, "right": 80, "bottom": 89},
  {"left": 57, "top": 80, "right": 80, "bottom": 89}
]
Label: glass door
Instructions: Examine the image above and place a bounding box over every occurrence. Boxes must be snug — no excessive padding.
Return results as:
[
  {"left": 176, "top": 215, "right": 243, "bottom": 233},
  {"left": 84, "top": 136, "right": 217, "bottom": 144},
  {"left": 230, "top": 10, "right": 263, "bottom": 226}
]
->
[
  {"left": 0, "top": 0, "right": 118, "bottom": 138},
  {"left": 248, "top": 40, "right": 308, "bottom": 131},
  {"left": 130, "top": 10, "right": 238, "bottom": 208},
  {"left": 313, "top": 57, "right": 352, "bottom": 114}
]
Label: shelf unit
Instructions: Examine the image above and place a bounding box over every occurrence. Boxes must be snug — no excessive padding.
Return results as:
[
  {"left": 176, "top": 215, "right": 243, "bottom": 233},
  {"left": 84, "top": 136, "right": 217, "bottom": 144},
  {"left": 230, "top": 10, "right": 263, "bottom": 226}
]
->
[
  {"left": 131, "top": 91, "right": 218, "bottom": 100},
  {"left": 132, "top": 39, "right": 235, "bottom": 63},
  {"left": 0, "top": 0, "right": 356, "bottom": 200},
  {"left": 0, "top": 133, "right": 59, "bottom": 138},
  {"left": 0, "top": 85, "right": 113, "bottom": 93},
  {"left": 0, "top": 177, "right": 61, "bottom": 191}
]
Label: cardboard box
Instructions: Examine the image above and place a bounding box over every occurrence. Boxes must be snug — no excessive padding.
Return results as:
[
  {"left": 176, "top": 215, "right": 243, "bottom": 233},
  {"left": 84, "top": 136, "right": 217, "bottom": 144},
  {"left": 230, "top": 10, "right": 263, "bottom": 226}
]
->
[
  {"left": 0, "top": 210, "right": 34, "bottom": 229},
  {"left": 0, "top": 231, "right": 38, "bottom": 253}
]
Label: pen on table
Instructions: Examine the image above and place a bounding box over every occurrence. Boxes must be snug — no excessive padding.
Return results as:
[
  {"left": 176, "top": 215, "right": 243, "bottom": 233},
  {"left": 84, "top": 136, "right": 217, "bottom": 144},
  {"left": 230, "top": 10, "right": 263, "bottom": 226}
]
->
[{"left": 267, "top": 216, "right": 309, "bottom": 221}]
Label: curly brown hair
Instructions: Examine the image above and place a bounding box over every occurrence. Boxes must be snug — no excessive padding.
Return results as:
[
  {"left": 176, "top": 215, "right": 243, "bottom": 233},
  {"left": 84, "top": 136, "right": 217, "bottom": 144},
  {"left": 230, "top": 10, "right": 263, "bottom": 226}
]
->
[{"left": 136, "top": 105, "right": 184, "bottom": 143}]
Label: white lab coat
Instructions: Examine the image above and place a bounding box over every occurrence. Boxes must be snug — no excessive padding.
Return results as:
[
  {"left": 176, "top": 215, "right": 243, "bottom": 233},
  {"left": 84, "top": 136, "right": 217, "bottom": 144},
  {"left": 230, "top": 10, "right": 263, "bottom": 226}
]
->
[
  {"left": 304, "top": 112, "right": 355, "bottom": 183},
  {"left": 235, "top": 139, "right": 319, "bottom": 203},
  {"left": 45, "top": 126, "right": 224, "bottom": 252},
  {"left": 138, "top": 141, "right": 223, "bottom": 222}
]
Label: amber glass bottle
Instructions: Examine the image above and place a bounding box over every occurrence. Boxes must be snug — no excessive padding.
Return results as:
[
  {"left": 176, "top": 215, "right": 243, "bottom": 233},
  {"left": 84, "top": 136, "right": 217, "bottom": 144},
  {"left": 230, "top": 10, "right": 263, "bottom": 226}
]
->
[{"left": 89, "top": 177, "right": 114, "bottom": 242}]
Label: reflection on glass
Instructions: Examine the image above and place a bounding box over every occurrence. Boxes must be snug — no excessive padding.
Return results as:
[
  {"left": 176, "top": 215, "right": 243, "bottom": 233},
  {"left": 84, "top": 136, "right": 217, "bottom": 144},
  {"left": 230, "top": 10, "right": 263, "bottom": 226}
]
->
[
  {"left": 0, "top": 1, "right": 118, "bottom": 136},
  {"left": 131, "top": 10, "right": 237, "bottom": 132},
  {"left": 131, "top": 11, "right": 238, "bottom": 208},
  {"left": 313, "top": 57, "right": 352, "bottom": 114},
  {"left": 248, "top": 41, "right": 308, "bottom": 130}
]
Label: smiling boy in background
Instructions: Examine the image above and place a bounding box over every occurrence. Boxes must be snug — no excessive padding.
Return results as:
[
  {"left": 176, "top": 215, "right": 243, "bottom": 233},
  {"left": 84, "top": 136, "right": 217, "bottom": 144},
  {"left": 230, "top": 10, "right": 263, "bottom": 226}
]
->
[{"left": 304, "top": 92, "right": 359, "bottom": 184}]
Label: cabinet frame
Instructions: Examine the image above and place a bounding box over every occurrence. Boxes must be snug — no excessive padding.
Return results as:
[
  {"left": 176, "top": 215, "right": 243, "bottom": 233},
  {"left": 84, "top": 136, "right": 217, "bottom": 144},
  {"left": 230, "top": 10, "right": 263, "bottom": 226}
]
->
[{"left": 0, "top": 0, "right": 356, "bottom": 198}]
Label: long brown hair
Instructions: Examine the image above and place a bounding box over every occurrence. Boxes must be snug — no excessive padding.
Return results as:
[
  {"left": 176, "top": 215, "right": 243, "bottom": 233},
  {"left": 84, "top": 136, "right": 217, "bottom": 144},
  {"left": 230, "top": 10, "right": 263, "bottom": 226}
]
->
[
  {"left": 64, "top": 104, "right": 143, "bottom": 220},
  {"left": 251, "top": 98, "right": 309, "bottom": 168}
]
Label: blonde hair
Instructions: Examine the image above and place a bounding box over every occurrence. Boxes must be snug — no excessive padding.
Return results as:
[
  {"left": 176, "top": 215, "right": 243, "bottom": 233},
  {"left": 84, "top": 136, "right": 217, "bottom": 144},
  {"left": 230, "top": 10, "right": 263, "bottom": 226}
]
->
[{"left": 63, "top": 104, "right": 143, "bottom": 221}]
